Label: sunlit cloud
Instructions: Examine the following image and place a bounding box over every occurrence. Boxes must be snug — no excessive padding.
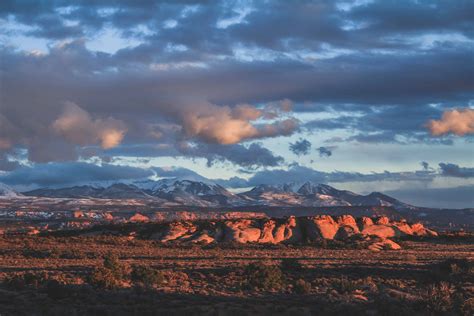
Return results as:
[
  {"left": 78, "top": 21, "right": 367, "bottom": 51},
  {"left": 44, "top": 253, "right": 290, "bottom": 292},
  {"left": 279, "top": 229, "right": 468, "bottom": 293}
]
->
[{"left": 427, "top": 108, "right": 474, "bottom": 136}]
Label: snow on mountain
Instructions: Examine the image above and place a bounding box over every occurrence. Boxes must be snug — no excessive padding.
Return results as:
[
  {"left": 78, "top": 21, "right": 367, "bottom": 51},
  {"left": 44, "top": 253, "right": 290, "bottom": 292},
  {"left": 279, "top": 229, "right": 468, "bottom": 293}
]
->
[
  {"left": 22, "top": 179, "right": 412, "bottom": 209},
  {"left": 239, "top": 181, "right": 411, "bottom": 208},
  {"left": 0, "top": 183, "right": 22, "bottom": 198},
  {"left": 24, "top": 178, "right": 241, "bottom": 207},
  {"left": 297, "top": 182, "right": 342, "bottom": 196},
  {"left": 145, "top": 179, "right": 243, "bottom": 207},
  {"left": 238, "top": 182, "right": 348, "bottom": 207},
  {"left": 97, "top": 183, "right": 152, "bottom": 199}
]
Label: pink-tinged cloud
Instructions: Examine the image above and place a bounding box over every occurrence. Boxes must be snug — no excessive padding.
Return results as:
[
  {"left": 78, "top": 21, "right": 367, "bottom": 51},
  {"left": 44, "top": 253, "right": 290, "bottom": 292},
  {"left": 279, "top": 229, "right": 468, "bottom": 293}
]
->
[
  {"left": 52, "top": 102, "right": 127, "bottom": 149},
  {"left": 180, "top": 101, "right": 298, "bottom": 144},
  {"left": 427, "top": 108, "right": 474, "bottom": 136}
]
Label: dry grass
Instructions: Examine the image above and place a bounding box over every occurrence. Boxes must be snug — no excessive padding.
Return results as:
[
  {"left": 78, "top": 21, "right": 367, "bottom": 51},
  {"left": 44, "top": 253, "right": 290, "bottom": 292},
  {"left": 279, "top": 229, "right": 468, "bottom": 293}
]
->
[{"left": 0, "top": 233, "right": 473, "bottom": 315}]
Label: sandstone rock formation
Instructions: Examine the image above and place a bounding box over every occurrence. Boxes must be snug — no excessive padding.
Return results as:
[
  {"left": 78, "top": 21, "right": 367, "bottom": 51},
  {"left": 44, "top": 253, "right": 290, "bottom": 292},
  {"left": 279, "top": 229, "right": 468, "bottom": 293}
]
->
[
  {"left": 140, "top": 215, "right": 436, "bottom": 250},
  {"left": 128, "top": 213, "right": 150, "bottom": 222},
  {"left": 41, "top": 214, "right": 437, "bottom": 251}
]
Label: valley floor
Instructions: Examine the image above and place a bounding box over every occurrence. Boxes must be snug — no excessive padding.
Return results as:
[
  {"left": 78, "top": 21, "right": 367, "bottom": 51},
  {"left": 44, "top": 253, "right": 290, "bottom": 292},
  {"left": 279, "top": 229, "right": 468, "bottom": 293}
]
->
[{"left": 0, "top": 233, "right": 473, "bottom": 315}]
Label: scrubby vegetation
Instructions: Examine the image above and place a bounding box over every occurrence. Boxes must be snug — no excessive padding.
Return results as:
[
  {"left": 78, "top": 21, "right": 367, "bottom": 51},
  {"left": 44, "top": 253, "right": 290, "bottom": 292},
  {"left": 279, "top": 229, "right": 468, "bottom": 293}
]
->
[
  {"left": 0, "top": 234, "right": 473, "bottom": 315},
  {"left": 88, "top": 253, "right": 128, "bottom": 289},
  {"left": 244, "top": 262, "right": 285, "bottom": 291},
  {"left": 131, "top": 265, "right": 165, "bottom": 288},
  {"left": 280, "top": 257, "right": 303, "bottom": 272},
  {"left": 293, "top": 279, "right": 311, "bottom": 294}
]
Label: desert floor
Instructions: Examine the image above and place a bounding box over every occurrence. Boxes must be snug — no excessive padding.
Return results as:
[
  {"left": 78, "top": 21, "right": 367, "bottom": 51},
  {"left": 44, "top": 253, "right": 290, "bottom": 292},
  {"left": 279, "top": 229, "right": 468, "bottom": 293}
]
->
[{"left": 0, "top": 234, "right": 473, "bottom": 315}]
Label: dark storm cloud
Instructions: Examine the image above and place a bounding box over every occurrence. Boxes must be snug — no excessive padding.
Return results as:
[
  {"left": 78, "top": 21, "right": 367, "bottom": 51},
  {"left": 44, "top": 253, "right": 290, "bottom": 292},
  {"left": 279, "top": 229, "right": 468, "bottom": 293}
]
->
[
  {"left": 289, "top": 139, "right": 311, "bottom": 156},
  {"left": 5, "top": 0, "right": 472, "bottom": 52},
  {"left": 0, "top": 162, "right": 153, "bottom": 187},
  {"left": 99, "top": 141, "right": 284, "bottom": 169},
  {"left": 439, "top": 163, "right": 474, "bottom": 178},
  {"left": 348, "top": 0, "right": 474, "bottom": 38},
  {"left": 178, "top": 142, "right": 284, "bottom": 168},
  {"left": 219, "top": 163, "right": 438, "bottom": 188}
]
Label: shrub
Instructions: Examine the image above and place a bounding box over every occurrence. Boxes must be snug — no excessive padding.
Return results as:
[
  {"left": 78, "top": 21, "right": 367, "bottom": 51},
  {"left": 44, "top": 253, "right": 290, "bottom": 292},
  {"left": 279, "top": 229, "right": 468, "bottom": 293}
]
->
[
  {"left": 332, "top": 276, "right": 359, "bottom": 294},
  {"left": 293, "top": 279, "right": 311, "bottom": 294},
  {"left": 432, "top": 258, "right": 473, "bottom": 281},
  {"left": 131, "top": 265, "right": 165, "bottom": 288},
  {"left": 105, "top": 253, "right": 128, "bottom": 277},
  {"left": 280, "top": 258, "right": 303, "bottom": 272},
  {"left": 4, "top": 272, "right": 48, "bottom": 290},
  {"left": 405, "top": 254, "right": 417, "bottom": 262},
  {"left": 425, "top": 282, "right": 455, "bottom": 313},
  {"left": 438, "top": 258, "right": 472, "bottom": 274},
  {"left": 360, "top": 276, "right": 378, "bottom": 292},
  {"left": 245, "top": 262, "right": 285, "bottom": 291},
  {"left": 59, "top": 248, "right": 85, "bottom": 259},
  {"left": 89, "top": 266, "right": 122, "bottom": 289},
  {"left": 88, "top": 253, "right": 127, "bottom": 289},
  {"left": 461, "top": 297, "right": 474, "bottom": 316}
]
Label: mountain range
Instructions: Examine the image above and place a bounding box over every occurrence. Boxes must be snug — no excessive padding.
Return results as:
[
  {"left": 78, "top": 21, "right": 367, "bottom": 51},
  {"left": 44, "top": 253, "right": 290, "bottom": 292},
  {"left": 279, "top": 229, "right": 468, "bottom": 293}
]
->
[{"left": 13, "top": 179, "right": 413, "bottom": 209}]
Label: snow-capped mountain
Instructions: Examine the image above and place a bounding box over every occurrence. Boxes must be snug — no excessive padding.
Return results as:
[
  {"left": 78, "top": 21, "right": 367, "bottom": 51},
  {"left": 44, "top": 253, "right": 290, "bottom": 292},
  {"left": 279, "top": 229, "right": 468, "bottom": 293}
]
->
[
  {"left": 143, "top": 179, "right": 242, "bottom": 207},
  {"left": 0, "top": 183, "right": 22, "bottom": 198},
  {"left": 238, "top": 181, "right": 411, "bottom": 208},
  {"left": 22, "top": 180, "right": 412, "bottom": 209},
  {"left": 25, "top": 183, "right": 150, "bottom": 200},
  {"left": 24, "top": 178, "right": 243, "bottom": 207},
  {"left": 239, "top": 182, "right": 351, "bottom": 207}
]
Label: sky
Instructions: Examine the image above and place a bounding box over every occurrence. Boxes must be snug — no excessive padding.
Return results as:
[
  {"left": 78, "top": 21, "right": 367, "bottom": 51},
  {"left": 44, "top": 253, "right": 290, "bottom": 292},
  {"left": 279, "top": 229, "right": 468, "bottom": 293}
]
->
[{"left": 0, "top": 0, "right": 473, "bottom": 208}]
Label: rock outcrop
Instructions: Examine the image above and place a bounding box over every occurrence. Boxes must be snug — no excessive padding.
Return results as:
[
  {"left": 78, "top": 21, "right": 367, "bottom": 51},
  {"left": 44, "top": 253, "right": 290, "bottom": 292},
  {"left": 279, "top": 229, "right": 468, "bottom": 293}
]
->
[{"left": 140, "top": 215, "right": 437, "bottom": 250}]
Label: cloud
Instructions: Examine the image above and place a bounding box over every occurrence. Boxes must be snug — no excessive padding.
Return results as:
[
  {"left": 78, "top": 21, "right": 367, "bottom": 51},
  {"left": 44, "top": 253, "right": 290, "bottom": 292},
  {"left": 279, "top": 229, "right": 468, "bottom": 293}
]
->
[
  {"left": 0, "top": 0, "right": 472, "bottom": 177},
  {"left": 100, "top": 140, "right": 285, "bottom": 169},
  {"left": 439, "top": 162, "right": 474, "bottom": 178},
  {"left": 180, "top": 102, "right": 299, "bottom": 144},
  {"left": 427, "top": 108, "right": 474, "bottom": 136},
  {"left": 151, "top": 166, "right": 210, "bottom": 182},
  {"left": 0, "top": 153, "right": 21, "bottom": 171},
  {"left": 317, "top": 146, "right": 333, "bottom": 157},
  {"left": 306, "top": 104, "right": 457, "bottom": 145},
  {"left": 421, "top": 161, "right": 430, "bottom": 170},
  {"left": 52, "top": 102, "right": 127, "bottom": 149},
  {"left": 385, "top": 185, "right": 474, "bottom": 209},
  {"left": 178, "top": 142, "right": 284, "bottom": 168},
  {"left": 218, "top": 163, "right": 438, "bottom": 188},
  {"left": 289, "top": 138, "right": 311, "bottom": 156},
  {"left": 0, "top": 162, "right": 153, "bottom": 187}
]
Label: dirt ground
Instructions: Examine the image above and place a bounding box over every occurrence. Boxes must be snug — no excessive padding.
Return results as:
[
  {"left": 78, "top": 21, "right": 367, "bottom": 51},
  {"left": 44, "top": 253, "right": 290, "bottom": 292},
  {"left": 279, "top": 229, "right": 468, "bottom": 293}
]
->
[{"left": 0, "top": 234, "right": 473, "bottom": 315}]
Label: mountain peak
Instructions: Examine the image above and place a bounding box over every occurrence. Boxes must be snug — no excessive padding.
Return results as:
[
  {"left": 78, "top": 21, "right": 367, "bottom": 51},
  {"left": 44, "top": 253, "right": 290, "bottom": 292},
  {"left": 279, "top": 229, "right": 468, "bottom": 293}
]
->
[
  {"left": 0, "top": 183, "right": 22, "bottom": 198},
  {"left": 297, "top": 182, "right": 337, "bottom": 195}
]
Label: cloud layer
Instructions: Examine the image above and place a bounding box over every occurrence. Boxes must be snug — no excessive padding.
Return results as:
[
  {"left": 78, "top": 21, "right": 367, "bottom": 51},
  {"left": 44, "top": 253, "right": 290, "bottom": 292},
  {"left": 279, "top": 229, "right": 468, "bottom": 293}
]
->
[{"left": 0, "top": 0, "right": 472, "bottom": 205}]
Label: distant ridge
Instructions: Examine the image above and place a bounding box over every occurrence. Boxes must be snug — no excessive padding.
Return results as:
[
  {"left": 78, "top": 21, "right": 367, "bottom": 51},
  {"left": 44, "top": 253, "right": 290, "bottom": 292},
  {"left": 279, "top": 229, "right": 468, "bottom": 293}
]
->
[{"left": 23, "top": 179, "right": 413, "bottom": 209}]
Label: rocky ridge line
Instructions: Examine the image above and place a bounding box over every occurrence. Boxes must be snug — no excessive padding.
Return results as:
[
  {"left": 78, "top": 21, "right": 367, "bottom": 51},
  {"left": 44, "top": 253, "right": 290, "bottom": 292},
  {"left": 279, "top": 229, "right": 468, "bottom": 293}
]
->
[{"left": 78, "top": 215, "right": 438, "bottom": 251}]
